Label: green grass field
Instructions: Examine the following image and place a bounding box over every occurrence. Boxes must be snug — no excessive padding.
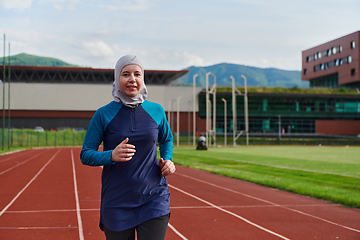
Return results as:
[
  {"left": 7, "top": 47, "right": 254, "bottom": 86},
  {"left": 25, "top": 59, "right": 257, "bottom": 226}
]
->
[{"left": 172, "top": 146, "right": 360, "bottom": 208}]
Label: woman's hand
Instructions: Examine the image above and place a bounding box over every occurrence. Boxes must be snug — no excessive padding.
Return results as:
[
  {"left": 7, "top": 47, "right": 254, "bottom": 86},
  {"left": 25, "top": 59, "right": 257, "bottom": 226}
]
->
[
  {"left": 159, "top": 158, "right": 176, "bottom": 176},
  {"left": 111, "top": 138, "right": 136, "bottom": 162}
]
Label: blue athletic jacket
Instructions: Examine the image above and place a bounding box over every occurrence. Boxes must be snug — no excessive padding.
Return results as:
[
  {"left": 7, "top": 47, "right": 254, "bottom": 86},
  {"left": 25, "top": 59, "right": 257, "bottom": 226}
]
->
[{"left": 80, "top": 100, "right": 173, "bottom": 231}]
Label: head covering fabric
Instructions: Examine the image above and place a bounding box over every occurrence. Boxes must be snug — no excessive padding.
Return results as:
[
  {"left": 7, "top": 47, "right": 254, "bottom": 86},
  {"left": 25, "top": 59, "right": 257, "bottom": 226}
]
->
[{"left": 112, "top": 55, "right": 148, "bottom": 108}]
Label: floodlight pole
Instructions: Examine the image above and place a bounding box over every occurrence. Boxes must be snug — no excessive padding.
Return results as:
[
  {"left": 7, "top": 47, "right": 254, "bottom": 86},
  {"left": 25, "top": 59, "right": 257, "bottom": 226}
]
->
[
  {"left": 241, "top": 75, "right": 249, "bottom": 146},
  {"left": 221, "top": 98, "right": 227, "bottom": 147},
  {"left": 2, "top": 34, "right": 5, "bottom": 150},
  {"left": 7, "top": 42, "right": 10, "bottom": 149},
  {"left": 230, "top": 76, "right": 245, "bottom": 147},
  {"left": 176, "top": 96, "right": 182, "bottom": 147},
  {"left": 193, "top": 74, "right": 198, "bottom": 147},
  {"left": 207, "top": 99, "right": 211, "bottom": 147},
  {"left": 188, "top": 100, "right": 191, "bottom": 146},
  {"left": 205, "top": 73, "right": 210, "bottom": 147},
  {"left": 206, "top": 72, "right": 217, "bottom": 147}
]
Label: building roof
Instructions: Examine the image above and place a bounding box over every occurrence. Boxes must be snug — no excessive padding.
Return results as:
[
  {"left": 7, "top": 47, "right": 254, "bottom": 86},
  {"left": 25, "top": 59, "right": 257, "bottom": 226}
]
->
[{"left": 0, "top": 65, "right": 188, "bottom": 85}]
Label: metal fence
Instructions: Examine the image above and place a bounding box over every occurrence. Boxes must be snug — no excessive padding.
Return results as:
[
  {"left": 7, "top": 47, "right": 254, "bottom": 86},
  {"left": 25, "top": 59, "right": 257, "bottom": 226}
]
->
[
  {"left": 0, "top": 129, "right": 86, "bottom": 150},
  {"left": 1, "top": 129, "right": 359, "bottom": 151}
]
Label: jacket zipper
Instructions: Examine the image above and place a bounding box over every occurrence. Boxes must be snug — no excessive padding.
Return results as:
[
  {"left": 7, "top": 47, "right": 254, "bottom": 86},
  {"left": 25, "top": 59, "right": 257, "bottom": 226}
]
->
[{"left": 131, "top": 108, "right": 136, "bottom": 130}]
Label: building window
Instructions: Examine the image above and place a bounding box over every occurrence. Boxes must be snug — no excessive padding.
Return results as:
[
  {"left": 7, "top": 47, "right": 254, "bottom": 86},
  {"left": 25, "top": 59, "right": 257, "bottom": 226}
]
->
[
  {"left": 351, "top": 69, "right": 355, "bottom": 76},
  {"left": 348, "top": 56, "right": 352, "bottom": 63},
  {"left": 303, "top": 69, "right": 307, "bottom": 75},
  {"left": 339, "top": 45, "right": 342, "bottom": 53},
  {"left": 314, "top": 65, "right": 320, "bottom": 72},
  {"left": 351, "top": 41, "right": 356, "bottom": 49},
  {"left": 334, "top": 59, "right": 339, "bottom": 66},
  {"left": 332, "top": 47, "right": 337, "bottom": 54},
  {"left": 327, "top": 49, "right": 331, "bottom": 56}
]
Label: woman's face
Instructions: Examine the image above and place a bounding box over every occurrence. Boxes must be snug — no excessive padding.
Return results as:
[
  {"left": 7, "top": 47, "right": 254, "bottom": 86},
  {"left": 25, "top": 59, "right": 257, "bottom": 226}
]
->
[{"left": 119, "top": 64, "right": 143, "bottom": 97}]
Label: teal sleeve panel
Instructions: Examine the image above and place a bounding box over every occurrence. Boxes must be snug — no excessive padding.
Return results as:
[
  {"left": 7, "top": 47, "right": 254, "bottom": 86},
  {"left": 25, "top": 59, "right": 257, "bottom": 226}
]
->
[
  {"left": 80, "top": 101, "right": 122, "bottom": 166},
  {"left": 142, "top": 100, "right": 173, "bottom": 161}
]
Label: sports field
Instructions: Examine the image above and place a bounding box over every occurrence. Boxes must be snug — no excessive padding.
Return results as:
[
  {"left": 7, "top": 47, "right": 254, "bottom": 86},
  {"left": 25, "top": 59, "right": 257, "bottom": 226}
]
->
[{"left": 172, "top": 146, "right": 360, "bottom": 208}]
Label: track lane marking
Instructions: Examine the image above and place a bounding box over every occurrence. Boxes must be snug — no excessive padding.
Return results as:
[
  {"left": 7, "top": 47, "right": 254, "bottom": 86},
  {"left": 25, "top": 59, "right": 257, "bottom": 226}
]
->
[
  {"left": 169, "top": 184, "right": 290, "bottom": 240},
  {"left": 0, "top": 151, "right": 47, "bottom": 176},
  {"left": 0, "top": 226, "right": 78, "bottom": 230},
  {"left": 5, "top": 208, "right": 99, "bottom": 213},
  {"left": 4, "top": 204, "right": 334, "bottom": 213},
  {"left": 168, "top": 223, "right": 188, "bottom": 240},
  {"left": 0, "top": 150, "right": 28, "bottom": 163},
  {"left": 71, "top": 149, "right": 85, "bottom": 240},
  {"left": 0, "top": 149, "right": 60, "bottom": 217},
  {"left": 176, "top": 172, "right": 360, "bottom": 233}
]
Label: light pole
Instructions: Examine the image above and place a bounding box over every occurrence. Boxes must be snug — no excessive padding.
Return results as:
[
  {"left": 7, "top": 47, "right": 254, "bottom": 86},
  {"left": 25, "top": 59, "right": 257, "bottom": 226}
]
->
[
  {"left": 241, "top": 75, "right": 249, "bottom": 146},
  {"left": 221, "top": 98, "right": 227, "bottom": 147},
  {"left": 188, "top": 100, "right": 191, "bottom": 146},
  {"left": 2, "top": 34, "right": 5, "bottom": 150},
  {"left": 230, "top": 76, "right": 238, "bottom": 147},
  {"left": 230, "top": 75, "right": 247, "bottom": 147},
  {"left": 207, "top": 99, "right": 211, "bottom": 147},
  {"left": 206, "top": 72, "right": 216, "bottom": 147},
  {"left": 176, "top": 96, "right": 182, "bottom": 147},
  {"left": 7, "top": 42, "right": 10, "bottom": 149},
  {"left": 193, "top": 74, "right": 198, "bottom": 147}
]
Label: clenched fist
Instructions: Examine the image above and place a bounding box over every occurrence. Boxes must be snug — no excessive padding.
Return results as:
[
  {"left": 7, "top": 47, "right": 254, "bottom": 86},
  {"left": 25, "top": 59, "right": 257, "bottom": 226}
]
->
[{"left": 159, "top": 158, "right": 176, "bottom": 176}]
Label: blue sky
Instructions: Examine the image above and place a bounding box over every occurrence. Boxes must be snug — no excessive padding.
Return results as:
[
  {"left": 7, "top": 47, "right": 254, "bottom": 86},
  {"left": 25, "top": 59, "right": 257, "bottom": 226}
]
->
[{"left": 1, "top": 0, "right": 359, "bottom": 71}]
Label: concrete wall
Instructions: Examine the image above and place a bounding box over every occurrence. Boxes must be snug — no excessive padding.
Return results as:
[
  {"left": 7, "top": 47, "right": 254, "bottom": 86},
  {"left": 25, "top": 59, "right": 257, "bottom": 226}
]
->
[{"left": 1, "top": 83, "right": 202, "bottom": 112}]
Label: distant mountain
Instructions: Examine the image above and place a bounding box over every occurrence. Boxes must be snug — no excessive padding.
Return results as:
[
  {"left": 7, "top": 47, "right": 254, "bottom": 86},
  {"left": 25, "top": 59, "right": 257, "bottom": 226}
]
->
[
  {"left": 172, "top": 63, "right": 308, "bottom": 88},
  {"left": 0, "top": 53, "right": 80, "bottom": 67},
  {"left": 1, "top": 53, "right": 307, "bottom": 88}
]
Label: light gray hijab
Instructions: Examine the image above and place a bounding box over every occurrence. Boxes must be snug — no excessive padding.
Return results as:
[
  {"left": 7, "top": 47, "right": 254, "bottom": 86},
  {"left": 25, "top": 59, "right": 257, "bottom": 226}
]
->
[{"left": 112, "top": 55, "right": 148, "bottom": 108}]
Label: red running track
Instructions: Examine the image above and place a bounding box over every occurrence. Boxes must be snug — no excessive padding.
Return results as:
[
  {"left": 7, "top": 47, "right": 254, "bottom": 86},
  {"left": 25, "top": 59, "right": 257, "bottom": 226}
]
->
[{"left": 1, "top": 147, "right": 359, "bottom": 239}]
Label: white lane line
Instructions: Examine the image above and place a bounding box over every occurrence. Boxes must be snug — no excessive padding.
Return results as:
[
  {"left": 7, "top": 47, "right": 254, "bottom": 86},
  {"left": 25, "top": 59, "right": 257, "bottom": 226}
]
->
[
  {"left": 170, "top": 204, "right": 334, "bottom": 210},
  {"left": 0, "top": 149, "right": 60, "bottom": 217},
  {"left": 169, "top": 184, "right": 290, "bottom": 240},
  {"left": 0, "top": 226, "right": 78, "bottom": 230},
  {"left": 0, "top": 150, "right": 28, "bottom": 163},
  {"left": 176, "top": 172, "right": 360, "bottom": 233},
  {"left": 6, "top": 208, "right": 100, "bottom": 213},
  {"left": 168, "top": 223, "right": 188, "bottom": 240},
  {"left": 0, "top": 151, "right": 46, "bottom": 176},
  {"left": 71, "top": 150, "right": 85, "bottom": 240}
]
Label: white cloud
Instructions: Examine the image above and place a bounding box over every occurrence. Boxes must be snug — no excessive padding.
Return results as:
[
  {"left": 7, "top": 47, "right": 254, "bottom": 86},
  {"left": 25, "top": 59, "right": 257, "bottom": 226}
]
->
[
  {"left": 0, "top": 0, "right": 32, "bottom": 9},
  {"left": 82, "top": 41, "right": 114, "bottom": 57},
  {"left": 137, "top": 47, "right": 204, "bottom": 70},
  {"left": 95, "top": 0, "right": 158, "bottom": 11},
  {"left": 40, "top": 0, "right": 80, "bottom": 10}
]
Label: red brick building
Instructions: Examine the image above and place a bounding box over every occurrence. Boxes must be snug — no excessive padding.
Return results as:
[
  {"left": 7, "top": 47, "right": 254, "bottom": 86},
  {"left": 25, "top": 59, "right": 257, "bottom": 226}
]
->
[{"left": 302, "top": 31, "right": 360, "bottom": 89}]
